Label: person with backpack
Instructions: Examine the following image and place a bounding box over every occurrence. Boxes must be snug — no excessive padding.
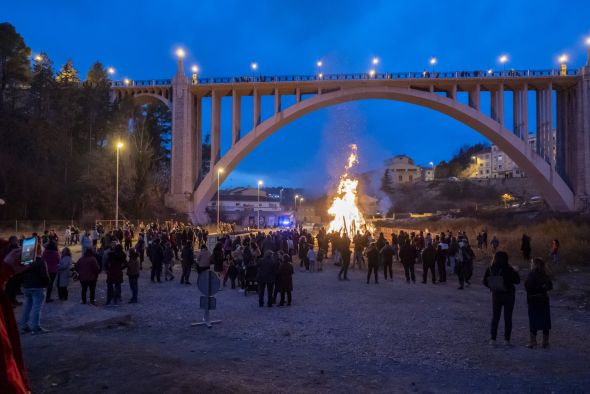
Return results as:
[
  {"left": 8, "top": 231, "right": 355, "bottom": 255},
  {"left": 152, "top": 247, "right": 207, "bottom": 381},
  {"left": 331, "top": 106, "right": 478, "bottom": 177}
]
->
[
  {"left": 483, "top": 251, "right": 521, "bottom": 346},
  {"left": 525, "top": 258, "right": 553, "bottom": 348}
]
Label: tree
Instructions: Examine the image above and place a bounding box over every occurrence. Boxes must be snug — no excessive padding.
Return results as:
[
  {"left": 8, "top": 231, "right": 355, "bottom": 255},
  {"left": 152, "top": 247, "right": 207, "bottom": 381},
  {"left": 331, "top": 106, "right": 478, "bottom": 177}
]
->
[
  {"left": 0, "top": 23, "right": 31, "bottom": 111},
  {"left": 29, "top": 52, "right": 55, "bottom": 119},
  {"left": 55, "top": 59, "right": 80, "bottom": 85}
]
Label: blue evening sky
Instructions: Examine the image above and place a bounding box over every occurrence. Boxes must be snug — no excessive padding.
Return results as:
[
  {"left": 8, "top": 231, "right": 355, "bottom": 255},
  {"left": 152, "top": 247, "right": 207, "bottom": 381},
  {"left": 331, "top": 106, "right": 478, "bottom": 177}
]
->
[{"left": 4, "top": 0, "right": 590, "bottom": 195}]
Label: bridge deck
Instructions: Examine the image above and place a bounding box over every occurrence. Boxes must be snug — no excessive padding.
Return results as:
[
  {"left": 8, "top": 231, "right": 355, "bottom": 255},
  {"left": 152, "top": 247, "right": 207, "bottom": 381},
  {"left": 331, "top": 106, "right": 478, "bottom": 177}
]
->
[{"left": 111, "top": 69, "right": 580, "bottom": 96}]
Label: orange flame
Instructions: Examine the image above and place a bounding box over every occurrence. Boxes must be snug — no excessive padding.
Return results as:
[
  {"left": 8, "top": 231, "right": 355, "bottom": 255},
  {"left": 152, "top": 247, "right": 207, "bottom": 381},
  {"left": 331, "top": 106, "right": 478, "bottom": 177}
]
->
[{"left": 327, "top": 145, "right": 374, "bottom": 236}]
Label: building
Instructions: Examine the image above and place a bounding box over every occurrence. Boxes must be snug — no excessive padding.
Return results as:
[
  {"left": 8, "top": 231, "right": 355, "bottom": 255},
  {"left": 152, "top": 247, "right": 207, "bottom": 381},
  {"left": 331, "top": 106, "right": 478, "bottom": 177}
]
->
[
  {"left": 528, "top": 129, "right": 557, "bottom": 162},
  {"left": 384, "top": 155, "right": 422, "bottom": 185},
  {"left": 421, "top": 167, "right": 435, "bottom": 181},
  {"left": 208, "top": 187, "right": 292, "bottom": 228}
]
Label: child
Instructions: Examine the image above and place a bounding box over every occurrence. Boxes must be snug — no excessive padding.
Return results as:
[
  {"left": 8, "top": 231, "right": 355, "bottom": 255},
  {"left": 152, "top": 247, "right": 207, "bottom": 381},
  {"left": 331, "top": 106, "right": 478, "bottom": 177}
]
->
[{"left": 307, "top": 247, "right": 316, "bottom": 273}]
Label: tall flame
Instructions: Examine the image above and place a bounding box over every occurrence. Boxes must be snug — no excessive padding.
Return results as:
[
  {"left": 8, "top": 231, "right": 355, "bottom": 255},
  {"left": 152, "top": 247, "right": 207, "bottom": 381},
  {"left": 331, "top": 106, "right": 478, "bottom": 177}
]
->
[{"left": 327, "top": 144, "right": 374, "bottom": 236}]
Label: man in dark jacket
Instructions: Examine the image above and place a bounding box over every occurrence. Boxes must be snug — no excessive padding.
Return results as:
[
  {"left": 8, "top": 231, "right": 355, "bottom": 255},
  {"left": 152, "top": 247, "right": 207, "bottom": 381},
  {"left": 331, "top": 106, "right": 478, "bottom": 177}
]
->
[
  {"left": 421, "top": 243, "right": 436, "bottom": 284},
  {"left": 149, "top": 239, "right": 164, "bottom": 283},
  {"left": 399, "top": 240, "right": 416, "bottom": 283},
  {"left": 21, "top": 255, "right": 50, "bottom": 334},
  {"left": 180, "top": 242, "right": 195, "bottom": 285},
  {"left": 366, "top": 243, "right": 379, "bottom": 284},
  {"left": 380, "top": 241, "right": 395, "bottom": 281},
  {"left": 435, "top": 244, "right": 447, "bottom": 283},
  {"left": 257, "top": 250, "right": 278, "bottom": 307}
]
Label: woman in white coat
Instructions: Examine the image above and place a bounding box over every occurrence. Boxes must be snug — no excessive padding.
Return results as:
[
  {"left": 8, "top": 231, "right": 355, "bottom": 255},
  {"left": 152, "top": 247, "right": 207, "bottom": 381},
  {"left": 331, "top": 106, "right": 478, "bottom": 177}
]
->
[{"left": 57, "top": 247, "right": 72, "bottom": 301}]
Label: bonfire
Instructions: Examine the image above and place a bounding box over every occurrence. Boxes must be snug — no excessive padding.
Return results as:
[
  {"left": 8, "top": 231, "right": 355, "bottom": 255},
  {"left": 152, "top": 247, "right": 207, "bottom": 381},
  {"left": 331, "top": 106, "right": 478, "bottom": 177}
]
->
[{"left": 327, "top": 144, "right": 374, "bottom": 236}]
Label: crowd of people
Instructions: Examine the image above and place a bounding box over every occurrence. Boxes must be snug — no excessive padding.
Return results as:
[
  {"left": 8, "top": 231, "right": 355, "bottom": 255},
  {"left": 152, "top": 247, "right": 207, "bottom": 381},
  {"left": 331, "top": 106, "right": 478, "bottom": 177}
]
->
[{"left": 0, "top": 221, "right": 560, "bottom": 393}]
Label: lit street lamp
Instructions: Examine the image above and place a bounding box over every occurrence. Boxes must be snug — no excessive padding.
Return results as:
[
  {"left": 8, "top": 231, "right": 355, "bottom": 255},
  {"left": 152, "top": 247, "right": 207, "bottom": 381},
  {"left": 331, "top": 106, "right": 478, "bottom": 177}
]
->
[
  {"left": 558, "top": 54, "right": 568, "bottom": 76},
  {"left": 257, "top": 180, "right": 263, "bottom": 230},
  {"left": 107, "top": 67, "right": 115, "bottom": 75},
  {"left": 294, "top": 194, "right": 299, "bottom": 211},
  {"left": 34, "top": 54, "right": 43, "bottom": 62},
  {"left": 586, "top": 37, "right": 590, "bottom": 66},
  {"left": 368, "top": 69, "right": 376, "bottom": 78},
  {"left": 429, "top": 57, "right": 437, "bottom": 74},
  {"left": 115, "top": 141, "right": 124, "bottom": 229},
  {"left": 499, "top": 54, "right": 509, "bottom": 72},
  {"left": 217, "top": 168, "right": 224, "bottom": 232},
  {"left": 191, "top": 64, "right": 199, "bottom": 84},
  {"left": 372, "top": 57, "right": 379, "bottom": 65}
]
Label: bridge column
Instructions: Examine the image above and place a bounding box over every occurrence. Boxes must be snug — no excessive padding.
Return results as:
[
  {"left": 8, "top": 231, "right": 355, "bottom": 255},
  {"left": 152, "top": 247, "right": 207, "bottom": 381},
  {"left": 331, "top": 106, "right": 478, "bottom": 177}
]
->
[
  {"left": 491, "top": 84, "right": 505, "bottom": 126},
  {"left": 545, "top": 83, "right": 554, "bottom": 165},
  {"left": 165, "top": 56, "right": 194, "bottom": 215},
  {"left": 513, "top": 87, "right": 522, "bottom": 138},
  {"left": 522, "top": 83, "right": 529, "bottom": 139},
  {"left": 468, "top": 84, "right": 480, "bottom": 110},
  {"left": 274, "top": 89, "right": 281, "bottom": 114},
  {"left": 195, "top": 95, "right": 202, "bottom": 184},
  {"left": 232, "top": 89, "right": 241, "bottom": 145},
  {"left": 253, "top": 89, "right": 261, "bottom": 128},
  {"left": 296, "top": 87, "right": 301, "bottom": 103},
  {"left": 447, "top": 84, "right": 457, "bottom": 101},
  {"left": 211, "top": 90, "right": 221, "bottom": 165}
]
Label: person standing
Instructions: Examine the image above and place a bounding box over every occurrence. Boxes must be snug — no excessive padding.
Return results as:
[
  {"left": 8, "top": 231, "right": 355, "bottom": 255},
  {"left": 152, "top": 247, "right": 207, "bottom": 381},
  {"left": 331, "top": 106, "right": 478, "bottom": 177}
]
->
[
  {"left": 42, "top": 241, "right": 60, "bottom": 302},
  {"left": 21, "top": 255, "right": 50, "bottom": 334},
  {"left": 196, "top": 244, "right": 211, "bottom": 274},
  {"left": 483, "top": 251, "right": 521, "bottom": 346},
  {"left": 126, "top": 249, "right": 140, "bottom": 303},
  {"left": 435, "top": 244, "right": 447, "bottom": 283},
  {"left": 306, "top": 247, "right": 317, "bottom": 273},
  {"left": 380, "top": 241, "right": 395, "bottom": 281},
  {"left": 149, "top": 239, "right": 164, "bottom": 283},
  {"left": 163, "top": 242, "right": 175, "bottom": 281},
  {"left": 399, "top": 239, "right": 416, "bottom": 284},
  {"left": 277, "top": 254, "right": 294, "bottom": 306},
  {"left": 550, "top": 240, "right": 559, "bottom": 265},
  {"left": 106, "top": 244, "right": 126, "bottom": 306},
  {"left": 57, "top": 247, "right": 72, "bottom": 301},
  {"left": 76, "top": 248, "right": 100, "bottom": 305},
  {"left": 525, "top": 258, "right": 553, "bottom": 348},
  {"left": 180, "top": 242, "right": 195, "bottom": 284},
  {"left": 421, "top": 243, "right": 436, "bottom": 284},
  {"left": 135, "top": 234, "right": 145, "bottom": 270},
  {"left": 257, "top": 250, "right": 278, "bottom": 307},
  {"left": 338, "top": 246, "right": 351, "bottom": 281},
  {"left": 366, "top": 242, "right": 379, "bottom": 284}
]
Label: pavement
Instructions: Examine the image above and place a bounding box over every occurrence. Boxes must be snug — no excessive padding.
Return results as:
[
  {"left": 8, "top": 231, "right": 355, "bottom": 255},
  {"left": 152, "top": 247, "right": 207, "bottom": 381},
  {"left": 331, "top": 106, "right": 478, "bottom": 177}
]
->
[{"left": 17, "top": 249, "right": 590, "bottom": 394}]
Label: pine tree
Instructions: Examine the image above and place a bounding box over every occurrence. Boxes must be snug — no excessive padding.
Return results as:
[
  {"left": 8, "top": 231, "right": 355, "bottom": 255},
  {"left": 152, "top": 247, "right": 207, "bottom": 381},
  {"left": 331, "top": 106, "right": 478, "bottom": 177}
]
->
[
  {"left": 55, "top": 59, "right": 80, "bottom": 85},
  {"left": 0, "top": 23, "right": 31, "bottom": 111},
  {"left": 29, "top": 51, "right": 55, "bottom": 118}
]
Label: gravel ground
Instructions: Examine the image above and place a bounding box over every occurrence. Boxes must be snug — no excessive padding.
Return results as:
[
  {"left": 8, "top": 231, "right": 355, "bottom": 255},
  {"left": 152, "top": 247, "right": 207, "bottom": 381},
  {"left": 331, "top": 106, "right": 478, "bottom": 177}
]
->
[{"left": 18, "top": 250, "right": 590, "bottom": 394}]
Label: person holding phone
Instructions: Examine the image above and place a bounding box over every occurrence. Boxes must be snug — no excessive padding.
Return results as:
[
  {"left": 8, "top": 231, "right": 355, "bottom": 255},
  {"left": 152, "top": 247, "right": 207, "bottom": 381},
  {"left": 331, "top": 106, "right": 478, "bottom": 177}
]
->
[{"left": 21, "top": 243, "right": 50, "bottom": 334}]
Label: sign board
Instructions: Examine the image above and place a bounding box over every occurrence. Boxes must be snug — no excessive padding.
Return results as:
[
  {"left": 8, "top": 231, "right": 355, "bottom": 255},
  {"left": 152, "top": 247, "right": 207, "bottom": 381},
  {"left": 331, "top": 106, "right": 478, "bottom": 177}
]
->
[
  {"left": 200, "top": 296, "right": 217, "bottom": 310},
  {"left": 197, "top": 271, "right": 220, "bottom": 295}
]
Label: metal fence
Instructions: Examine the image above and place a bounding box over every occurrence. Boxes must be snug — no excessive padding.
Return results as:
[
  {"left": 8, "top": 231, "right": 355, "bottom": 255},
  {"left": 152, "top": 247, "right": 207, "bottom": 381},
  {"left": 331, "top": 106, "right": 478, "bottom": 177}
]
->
[{"left": 110, "top": 68, "right": 579, "bottom": 87}]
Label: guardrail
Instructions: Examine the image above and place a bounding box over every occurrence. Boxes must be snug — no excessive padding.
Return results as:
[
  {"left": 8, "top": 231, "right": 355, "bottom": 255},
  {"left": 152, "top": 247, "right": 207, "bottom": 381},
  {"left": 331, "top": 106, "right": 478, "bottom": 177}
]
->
[{"left": 111, "top": 68, "right": 579, "bottom": 87}]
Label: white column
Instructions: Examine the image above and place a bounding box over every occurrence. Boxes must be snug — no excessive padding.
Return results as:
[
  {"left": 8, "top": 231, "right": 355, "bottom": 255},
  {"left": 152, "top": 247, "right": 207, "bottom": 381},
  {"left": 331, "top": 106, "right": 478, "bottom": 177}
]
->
[{"left": 211, "top": 90, "right": 221, "bottom": 166}]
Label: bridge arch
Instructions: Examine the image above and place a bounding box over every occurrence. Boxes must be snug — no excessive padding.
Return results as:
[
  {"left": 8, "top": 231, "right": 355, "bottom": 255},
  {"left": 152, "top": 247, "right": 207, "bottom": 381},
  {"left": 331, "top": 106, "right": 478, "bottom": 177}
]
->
[
  {"left": 193, "top": 85, "right": 574, "bottom": 220},
  {"left": 128, "top": 92, "right": 172, "bottom": 109}
]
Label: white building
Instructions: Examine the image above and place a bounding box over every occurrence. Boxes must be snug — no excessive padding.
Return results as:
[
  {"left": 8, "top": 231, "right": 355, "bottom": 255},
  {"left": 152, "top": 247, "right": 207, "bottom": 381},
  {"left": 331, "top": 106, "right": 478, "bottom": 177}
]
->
[{"left": 421, "top": 167, "right": 435, "bottom": 181}]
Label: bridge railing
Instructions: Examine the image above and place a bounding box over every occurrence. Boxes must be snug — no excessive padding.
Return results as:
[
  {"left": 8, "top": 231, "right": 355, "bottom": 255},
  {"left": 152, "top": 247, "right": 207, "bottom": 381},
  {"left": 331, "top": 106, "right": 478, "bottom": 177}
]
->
[{"left": 110, "top": 68, "right": 579, "bottom": 87}]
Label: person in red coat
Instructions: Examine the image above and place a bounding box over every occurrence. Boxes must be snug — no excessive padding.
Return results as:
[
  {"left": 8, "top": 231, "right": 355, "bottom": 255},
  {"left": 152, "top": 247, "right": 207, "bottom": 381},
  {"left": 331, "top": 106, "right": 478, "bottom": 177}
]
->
[{"left": 1, "top": 239, "right": 31, "bottom": 393}]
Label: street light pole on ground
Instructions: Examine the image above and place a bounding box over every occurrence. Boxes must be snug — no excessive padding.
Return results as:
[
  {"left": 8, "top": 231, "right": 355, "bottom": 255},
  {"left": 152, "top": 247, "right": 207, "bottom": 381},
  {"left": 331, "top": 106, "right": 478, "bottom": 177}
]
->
[
  {"left": 115, "top": 142, "right": 123, "bottom": 229},
  {"left": 217, "top": 168, "right": 223, "bottom": 233}
]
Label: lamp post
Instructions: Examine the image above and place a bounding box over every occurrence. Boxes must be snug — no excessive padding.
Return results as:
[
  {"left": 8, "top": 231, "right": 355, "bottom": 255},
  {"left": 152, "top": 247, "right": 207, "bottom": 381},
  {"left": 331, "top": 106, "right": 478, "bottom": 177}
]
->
[
  {"left": 217, "top": 168, "right": 223, "bottom": 232},
  {"left": 499, "top": 54, "right": 508, "bottom": 73},
  {"left": 294, "top": 194, "right": 299, "bottom": 211},
  {"left": 115, "top": 142, "right": 123, "bottom": 229},
  {"left": 107, "top": 67, "right": 115, "bottom": 76},
  {"left": 316, "top": 60, "right": 323, "bottom": 79},
  {"left": 586, "top": 37, "right": 590, "bottom": 66},
  {"left": 429, "top": 57, "right": 437, "bottom": 74},
  {"left": 257, "top": 180, "right": 263, "bottom": 230},
  {"left": 191, "top": 65, "right": 199, "bottom": 84}
]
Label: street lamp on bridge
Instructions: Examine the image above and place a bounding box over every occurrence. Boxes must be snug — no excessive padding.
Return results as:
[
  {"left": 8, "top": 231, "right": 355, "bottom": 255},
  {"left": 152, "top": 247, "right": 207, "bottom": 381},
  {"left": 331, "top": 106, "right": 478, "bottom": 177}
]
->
[
  {"left": 316, "top": 60, "right": 323, "bottom": 79},
  {"left": 191, "top": 65, "right": 199, "bottom": 84},
  {"left": 586, "top": 36, "right": 590, "bottom": 66},
  {"left": 429, "top": 57, "right": 437, "bottom": 74},
  {"left": 558, "top": 54, "right": 569, "bottom": 76},
  {"left": 499, "top": 54, "right": 509, "bottom": 72},
  {"left": 107, "top": 67, "right": 115, "bottom": 75}
]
